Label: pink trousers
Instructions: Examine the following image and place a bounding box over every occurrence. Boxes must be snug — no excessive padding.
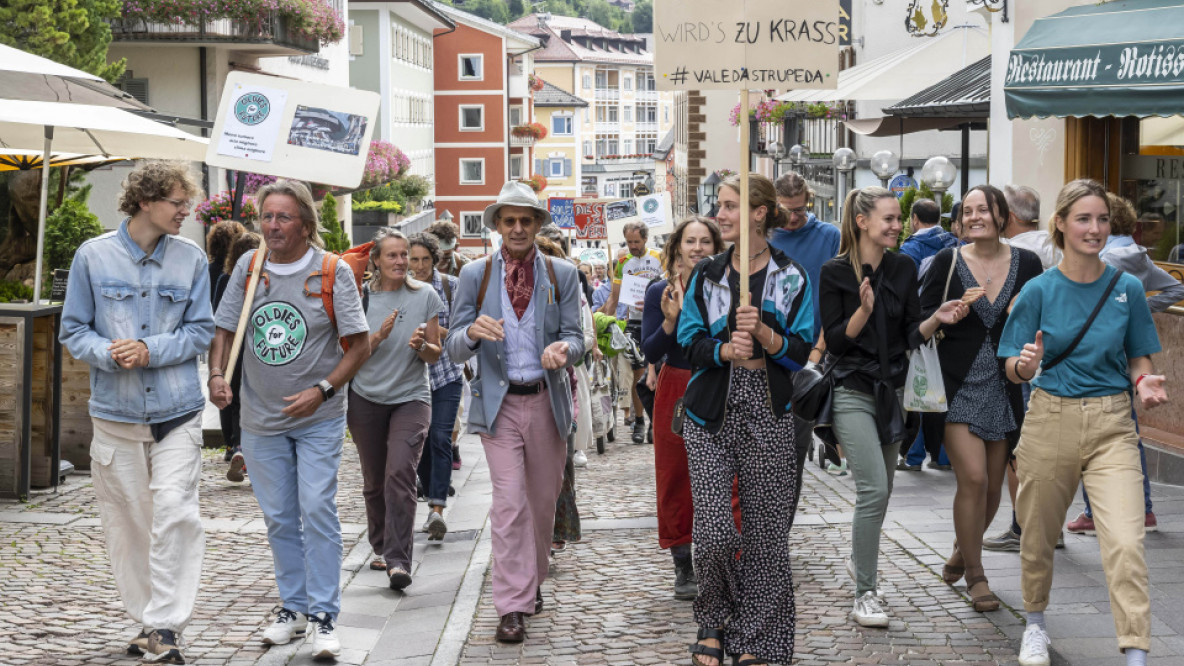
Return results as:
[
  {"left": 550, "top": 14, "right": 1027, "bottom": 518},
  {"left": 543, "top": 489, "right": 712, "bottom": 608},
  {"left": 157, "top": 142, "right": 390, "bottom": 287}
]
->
[{"left": 482, "top": 391, "right": 567, "bottom": 616}]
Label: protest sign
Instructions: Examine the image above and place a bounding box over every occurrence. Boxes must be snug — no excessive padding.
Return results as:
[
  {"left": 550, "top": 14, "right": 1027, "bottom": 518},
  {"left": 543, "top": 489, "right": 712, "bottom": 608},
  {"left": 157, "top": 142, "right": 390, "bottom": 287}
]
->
[
  {"left": 577, "top": 248, "right": 609, "bottom": 265},
  {"left": 549, "top": 197, "right": 575, "bottom": 229},
  {"left": 637, "top": 192, "right": 673, "bottom": 234},
  {"left": 573, "top": 199, "right": 609, "bottom": 241},
  {"left": 653, "top": 0, "right": 841, "bottom": 92},
  {"left": 207, "top": 72, "right": 380, "bottom": 189}
]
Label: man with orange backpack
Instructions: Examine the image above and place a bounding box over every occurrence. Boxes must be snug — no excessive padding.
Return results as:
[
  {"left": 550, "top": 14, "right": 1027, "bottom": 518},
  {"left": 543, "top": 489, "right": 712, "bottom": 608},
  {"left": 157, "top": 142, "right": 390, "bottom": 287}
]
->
[{"left": 208, "top": 180, "right": 370, "bottom": 661}]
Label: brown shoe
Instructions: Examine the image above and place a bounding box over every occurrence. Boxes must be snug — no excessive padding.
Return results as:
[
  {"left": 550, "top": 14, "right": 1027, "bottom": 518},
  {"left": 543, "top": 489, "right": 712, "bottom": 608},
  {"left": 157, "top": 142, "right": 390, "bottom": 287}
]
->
[
  {"left": 534, "top": 586, "right": 544, "bottom": 615},
  {"left": 496, "top": 612, "right": 526, "bottom": 642}
]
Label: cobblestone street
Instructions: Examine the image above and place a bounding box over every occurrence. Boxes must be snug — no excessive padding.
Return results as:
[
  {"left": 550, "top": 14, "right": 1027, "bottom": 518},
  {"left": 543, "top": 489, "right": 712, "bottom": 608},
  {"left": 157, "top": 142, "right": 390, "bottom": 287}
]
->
[{"left": 4, "top": 413, "right": 1184, "bottom": 665}]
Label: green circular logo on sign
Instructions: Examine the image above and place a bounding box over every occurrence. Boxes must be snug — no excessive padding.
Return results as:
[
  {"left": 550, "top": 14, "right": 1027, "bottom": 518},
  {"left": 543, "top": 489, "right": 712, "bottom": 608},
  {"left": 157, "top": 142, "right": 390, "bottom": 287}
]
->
[
  {"left": 642, "top": 198, "right": 660, "bottom": 214},
  {"left": 251, "top": 302, "right": 307, "bottom": 366},
  {"left": 234, "top": 93, "right": 270, "bottom": 125}
]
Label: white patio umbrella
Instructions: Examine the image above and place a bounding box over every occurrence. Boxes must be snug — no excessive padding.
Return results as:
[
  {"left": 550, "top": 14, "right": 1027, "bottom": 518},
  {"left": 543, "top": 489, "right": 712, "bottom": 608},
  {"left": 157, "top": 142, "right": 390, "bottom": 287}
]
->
[{"left": 0, "top": 98, "right": 208, "bottom": 302}]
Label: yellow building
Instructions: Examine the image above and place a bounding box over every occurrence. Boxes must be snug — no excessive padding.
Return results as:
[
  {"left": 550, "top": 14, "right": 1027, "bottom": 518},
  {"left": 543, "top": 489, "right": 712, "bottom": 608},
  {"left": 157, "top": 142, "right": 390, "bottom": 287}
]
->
[{"left": 532, "top": 81, "right": 587, "bottom": 201}]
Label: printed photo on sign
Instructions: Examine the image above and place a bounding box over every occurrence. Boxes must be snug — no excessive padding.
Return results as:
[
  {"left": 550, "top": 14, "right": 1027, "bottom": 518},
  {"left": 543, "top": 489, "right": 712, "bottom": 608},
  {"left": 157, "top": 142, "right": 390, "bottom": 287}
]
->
[
  {"left": 215, "top": 84, "right": 289, "bottom": 162},
  {"left": 252, "top": 302, "right": 308, "bottom": 366},
  {"left": 605, "top": 199, "right": 638, "bottom": 222},
  {"left": 287, "top": 106, "right": 368, "bottom": 156}
]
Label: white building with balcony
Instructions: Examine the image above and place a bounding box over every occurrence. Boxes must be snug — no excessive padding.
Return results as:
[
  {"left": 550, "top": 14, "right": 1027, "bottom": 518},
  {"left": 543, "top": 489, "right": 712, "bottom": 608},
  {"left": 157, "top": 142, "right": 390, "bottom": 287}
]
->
[{"left": 508, "top": 14, "right": 674, "bottom": 199}]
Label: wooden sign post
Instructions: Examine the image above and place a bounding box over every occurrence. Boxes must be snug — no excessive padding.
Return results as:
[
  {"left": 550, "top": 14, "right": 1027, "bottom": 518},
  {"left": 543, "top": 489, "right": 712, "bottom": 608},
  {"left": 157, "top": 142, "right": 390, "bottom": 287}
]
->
[{"left": 652, "top": 0, "right": 841, "bottom": 303}]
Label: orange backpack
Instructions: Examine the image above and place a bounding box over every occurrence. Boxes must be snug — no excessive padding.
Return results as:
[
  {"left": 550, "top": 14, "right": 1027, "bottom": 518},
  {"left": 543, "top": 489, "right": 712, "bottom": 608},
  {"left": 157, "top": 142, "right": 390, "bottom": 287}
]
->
[{"left": 246, "top": 242, "right": 373, "bottom": 351}]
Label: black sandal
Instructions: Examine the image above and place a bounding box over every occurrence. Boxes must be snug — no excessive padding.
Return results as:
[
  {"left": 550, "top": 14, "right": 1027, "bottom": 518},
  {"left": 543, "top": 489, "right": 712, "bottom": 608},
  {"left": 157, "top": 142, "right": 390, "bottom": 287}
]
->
[{"left": 689, "top": 627, "right": 725, "bottom": 666}]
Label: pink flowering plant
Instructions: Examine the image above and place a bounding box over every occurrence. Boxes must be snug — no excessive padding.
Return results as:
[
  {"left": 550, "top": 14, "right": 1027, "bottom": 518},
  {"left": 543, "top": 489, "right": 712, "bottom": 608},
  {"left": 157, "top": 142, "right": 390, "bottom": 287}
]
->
[
  {"left": 729, "top": 100, "right": 812, "bottom": 127},
  {"left": 119, "top": 0, "right": 345, "bottom": 45},
  {"left": 360, "top": 140, "right": 412, "bottom": 188},
  {"left": 195, "top": 190, "right": 258, "bottom": 227}
]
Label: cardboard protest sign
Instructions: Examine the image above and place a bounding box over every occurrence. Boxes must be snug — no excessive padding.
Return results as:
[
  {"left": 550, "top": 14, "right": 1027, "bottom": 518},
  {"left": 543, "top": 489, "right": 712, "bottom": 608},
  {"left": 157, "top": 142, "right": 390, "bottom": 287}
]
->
[
  {"left": 549, "top": 197, "right": 575, "bottom": 229},
  {"left": 206, "top": 72, "right": 380, "bottom": 189},
  {"left": 637, "top": 192, "right": 673, "bottom": 234},
  {"left": 653, "top": 0, "right": 842, "bottom": 91},
  {"left": 573, "top": 199, "right": 609, "bottom": 241}
]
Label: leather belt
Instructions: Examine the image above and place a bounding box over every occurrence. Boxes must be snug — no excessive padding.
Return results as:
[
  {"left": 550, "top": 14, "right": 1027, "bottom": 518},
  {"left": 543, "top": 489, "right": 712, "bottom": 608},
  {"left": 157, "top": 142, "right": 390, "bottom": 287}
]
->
[{"left": 506, "top": 380, "right": 547, "bottom": 395}]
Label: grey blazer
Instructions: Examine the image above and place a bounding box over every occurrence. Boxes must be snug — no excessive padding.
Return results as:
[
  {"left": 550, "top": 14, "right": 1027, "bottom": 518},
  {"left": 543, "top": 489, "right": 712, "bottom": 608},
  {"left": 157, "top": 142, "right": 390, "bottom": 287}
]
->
[{"left": 445, "top": 250, "right": 585, "bottom": 438}]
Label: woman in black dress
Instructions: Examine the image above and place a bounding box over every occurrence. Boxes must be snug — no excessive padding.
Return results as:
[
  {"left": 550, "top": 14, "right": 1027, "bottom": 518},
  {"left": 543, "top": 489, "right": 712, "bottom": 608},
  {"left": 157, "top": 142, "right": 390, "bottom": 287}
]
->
[{"left": 920, "top": 185, "right": 1042, "bottom": 611}]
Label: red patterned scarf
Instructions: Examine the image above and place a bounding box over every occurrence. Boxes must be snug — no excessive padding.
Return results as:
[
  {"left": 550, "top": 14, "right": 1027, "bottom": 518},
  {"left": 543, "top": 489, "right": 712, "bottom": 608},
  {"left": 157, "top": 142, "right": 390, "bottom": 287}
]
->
[{"left": 501, "top": 245, "right": 536, "bottom": 319}]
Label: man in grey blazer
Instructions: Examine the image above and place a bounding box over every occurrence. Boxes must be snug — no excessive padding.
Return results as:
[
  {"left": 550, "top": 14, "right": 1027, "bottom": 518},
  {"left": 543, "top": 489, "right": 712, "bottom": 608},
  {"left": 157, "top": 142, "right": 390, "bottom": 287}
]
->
[{"left": 445, "top": 181, "right": 585, "bottom": 643}]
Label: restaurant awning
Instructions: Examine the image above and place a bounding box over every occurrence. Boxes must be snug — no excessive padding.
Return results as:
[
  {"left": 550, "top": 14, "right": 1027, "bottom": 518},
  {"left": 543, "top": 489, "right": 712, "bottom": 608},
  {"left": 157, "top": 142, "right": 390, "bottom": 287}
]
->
[
  {"left": 776, "top": 25, "right": 988, "bottom": 103},
  {"left": 1005, "top": 0, "right": 1184, "bottom": 119}
]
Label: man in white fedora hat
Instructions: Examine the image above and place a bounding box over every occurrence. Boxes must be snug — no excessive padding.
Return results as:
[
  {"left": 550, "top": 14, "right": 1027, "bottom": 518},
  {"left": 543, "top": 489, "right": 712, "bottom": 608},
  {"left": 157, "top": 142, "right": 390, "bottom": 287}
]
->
[{"left": 445, "top": 181, "right": 585, "bottom": 642}]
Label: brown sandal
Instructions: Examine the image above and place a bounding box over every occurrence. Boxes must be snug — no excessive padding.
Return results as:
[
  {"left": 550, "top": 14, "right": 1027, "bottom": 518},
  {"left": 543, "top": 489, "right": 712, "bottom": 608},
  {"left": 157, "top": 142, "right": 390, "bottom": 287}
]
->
[
  {"left": 965, "top": 573, "right": 1000, "bottom": 612},
  {"left": 369, "top": 556, "right": 387, "bottom": 571},
  {"left": 942, "top": 543, "right": 964, "bottom": 584}
]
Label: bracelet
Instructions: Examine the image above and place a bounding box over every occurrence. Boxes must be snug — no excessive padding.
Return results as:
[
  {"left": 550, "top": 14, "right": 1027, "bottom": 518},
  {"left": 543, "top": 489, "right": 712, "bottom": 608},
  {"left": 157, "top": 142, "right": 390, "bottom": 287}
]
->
[
  {"left": 1135, "top": 373, "right": 1149, "bottom": 391},
  {"left": 1013, "top": 358, "right": 1034, "bottom": 382}
]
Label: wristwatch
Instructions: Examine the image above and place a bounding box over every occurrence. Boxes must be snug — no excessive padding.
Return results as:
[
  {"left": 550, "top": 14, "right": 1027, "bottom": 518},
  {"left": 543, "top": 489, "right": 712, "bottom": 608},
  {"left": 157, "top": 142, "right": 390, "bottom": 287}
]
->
[{"left": 317, "top": 380, "right": 336, "bottom": 402}]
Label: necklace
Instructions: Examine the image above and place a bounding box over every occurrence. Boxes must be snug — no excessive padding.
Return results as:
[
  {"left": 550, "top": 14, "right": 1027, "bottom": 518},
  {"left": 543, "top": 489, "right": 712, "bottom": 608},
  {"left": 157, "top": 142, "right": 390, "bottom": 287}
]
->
[
  {"left": 748, "top": 245, "right": 769, "bottom": 261},
  {"left": 969, "top": 246, "right": 1008, "bottom": 284}
]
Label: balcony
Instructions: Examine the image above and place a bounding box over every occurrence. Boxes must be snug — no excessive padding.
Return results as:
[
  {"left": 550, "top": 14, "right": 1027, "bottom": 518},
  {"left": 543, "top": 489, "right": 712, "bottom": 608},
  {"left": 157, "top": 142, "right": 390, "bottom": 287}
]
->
[
  {"left": 635, "top": 121, "right": 658, "bottom": 132},
  {"left": 636, "top": 89, "right": 658, "bottom": 100},
  {"left": 509, "top": 134, "right": 536, "bottom": 147},
  {"left": 108, "top": 11, "right": 320, "bottom": 56},
  {"left": 594, "top": 88, "right": 620, "bottom": 101}
]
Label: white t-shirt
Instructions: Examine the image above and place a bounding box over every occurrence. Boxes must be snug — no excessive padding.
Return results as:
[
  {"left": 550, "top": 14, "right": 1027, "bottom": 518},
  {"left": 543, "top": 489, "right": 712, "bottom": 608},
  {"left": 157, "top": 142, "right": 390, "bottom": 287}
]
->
[{"left": 1006, "top": 230, "right": 1061, "bottom": 271}]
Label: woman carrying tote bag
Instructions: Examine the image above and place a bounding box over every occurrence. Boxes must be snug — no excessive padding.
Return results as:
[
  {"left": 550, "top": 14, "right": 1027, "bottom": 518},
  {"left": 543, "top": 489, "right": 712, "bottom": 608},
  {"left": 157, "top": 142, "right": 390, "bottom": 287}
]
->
[{"left": 919, "top": 185, "right": 1043, "bottom": 612}]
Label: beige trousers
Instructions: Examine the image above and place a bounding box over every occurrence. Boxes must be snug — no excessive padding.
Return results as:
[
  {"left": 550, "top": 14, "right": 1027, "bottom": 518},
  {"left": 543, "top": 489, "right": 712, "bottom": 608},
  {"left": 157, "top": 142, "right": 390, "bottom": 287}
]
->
[
  {"left": 1016, "top": 389, "right": 1149, "bottom": 652},
  {"left": 90, "top": 415, "right": 205, "bottom": 632}
]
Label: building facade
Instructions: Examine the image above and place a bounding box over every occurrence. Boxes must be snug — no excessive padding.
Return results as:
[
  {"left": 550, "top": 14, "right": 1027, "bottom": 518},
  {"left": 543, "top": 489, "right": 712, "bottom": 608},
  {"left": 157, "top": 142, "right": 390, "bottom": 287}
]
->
[
  {"left": 532, "top": 81, "right": 587, "bottom": 201},
  {"left": 508, "top": 14, "right": 674, "bottom": 200},
  {"left": 433, "top": 4, "right": 539, "bottom": 253}
]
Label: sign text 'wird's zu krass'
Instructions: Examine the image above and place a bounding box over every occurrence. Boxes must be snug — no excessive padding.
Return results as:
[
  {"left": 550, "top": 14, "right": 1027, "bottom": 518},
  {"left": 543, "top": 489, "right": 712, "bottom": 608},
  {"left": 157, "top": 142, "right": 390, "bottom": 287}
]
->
[{"left": 653, "top": 0, "right": 840, "bottom": 91}]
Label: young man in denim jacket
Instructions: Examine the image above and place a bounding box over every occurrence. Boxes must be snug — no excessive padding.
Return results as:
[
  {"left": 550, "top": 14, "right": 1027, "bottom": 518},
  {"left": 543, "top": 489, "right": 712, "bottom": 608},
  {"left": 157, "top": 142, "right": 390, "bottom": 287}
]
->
[{"left": 59, "top": 161, "right": 213, "bottom": 664}]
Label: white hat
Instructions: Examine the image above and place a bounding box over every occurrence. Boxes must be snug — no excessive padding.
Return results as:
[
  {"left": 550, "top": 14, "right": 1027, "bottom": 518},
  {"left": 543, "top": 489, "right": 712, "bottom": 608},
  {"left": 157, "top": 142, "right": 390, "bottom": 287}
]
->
[{"left": 483, "top": 181, "right": 552, "bottom": 231}]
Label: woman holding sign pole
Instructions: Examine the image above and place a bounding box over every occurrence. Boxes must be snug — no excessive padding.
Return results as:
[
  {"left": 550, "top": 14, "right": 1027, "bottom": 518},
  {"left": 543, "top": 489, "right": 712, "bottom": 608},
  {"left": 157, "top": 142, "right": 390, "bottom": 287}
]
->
[
  {"left": 678, "top": 174, "right": 814, "bottom": 666},
  {"left": 819, "top": 186, "right": 969, "bottom": 628}
]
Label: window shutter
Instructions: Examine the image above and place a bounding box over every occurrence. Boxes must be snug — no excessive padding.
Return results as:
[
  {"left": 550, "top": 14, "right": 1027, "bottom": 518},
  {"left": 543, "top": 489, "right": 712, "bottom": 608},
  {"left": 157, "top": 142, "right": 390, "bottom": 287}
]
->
[
  {"left": 564, "top": 159, "right": 572, "bottom": 177},
  {"left": 534, "top": 158, "right": 543, "bottom": 175}
]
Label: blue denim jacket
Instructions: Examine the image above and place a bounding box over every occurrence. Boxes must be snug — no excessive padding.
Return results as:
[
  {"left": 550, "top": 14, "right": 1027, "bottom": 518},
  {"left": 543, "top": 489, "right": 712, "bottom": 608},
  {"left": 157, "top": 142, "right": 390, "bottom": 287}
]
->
[{"left": 59, "top": 220, "right": 214, "bottom": 423}]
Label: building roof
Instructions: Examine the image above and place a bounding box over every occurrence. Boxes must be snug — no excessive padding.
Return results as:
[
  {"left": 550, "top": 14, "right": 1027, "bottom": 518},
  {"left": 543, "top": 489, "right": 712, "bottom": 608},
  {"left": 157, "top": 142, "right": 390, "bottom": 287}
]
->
[
  {"left": 349, "top": 0, "right": 454, "bottom": 32},
  {"left": 652, "top": 127, "right": 674, "bottom": 159},
  {"left": 430, "top": 1, "right": 540, "bottom": 50},
  {"left": 884, "top": 56, "right": 989, "bottom": 118},
  {"left": 534, "top": 80, "right": 588, "bottom": 107},
  {"left": 508, "top": 13, "right": 653, "bottom": 66}
]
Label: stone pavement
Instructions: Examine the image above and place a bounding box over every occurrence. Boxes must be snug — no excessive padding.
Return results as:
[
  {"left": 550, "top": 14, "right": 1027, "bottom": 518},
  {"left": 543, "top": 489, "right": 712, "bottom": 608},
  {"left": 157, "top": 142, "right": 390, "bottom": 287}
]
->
[{"left": 3, "top": 409, "right": 1184, "bottom": 665}]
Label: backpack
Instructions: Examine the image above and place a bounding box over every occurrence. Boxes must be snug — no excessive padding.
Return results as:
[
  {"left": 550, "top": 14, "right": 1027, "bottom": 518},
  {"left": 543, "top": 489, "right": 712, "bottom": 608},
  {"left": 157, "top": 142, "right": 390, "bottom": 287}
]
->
[{"left": 246, "top": 242, "right": 372, "bottom": 351}]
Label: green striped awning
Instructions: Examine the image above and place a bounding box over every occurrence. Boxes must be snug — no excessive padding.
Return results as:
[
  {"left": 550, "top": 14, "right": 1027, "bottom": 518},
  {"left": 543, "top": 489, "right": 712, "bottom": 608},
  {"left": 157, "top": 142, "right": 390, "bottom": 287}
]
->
[{"left": 1005, "top": 0, "right": 1184, "bottom": 119}]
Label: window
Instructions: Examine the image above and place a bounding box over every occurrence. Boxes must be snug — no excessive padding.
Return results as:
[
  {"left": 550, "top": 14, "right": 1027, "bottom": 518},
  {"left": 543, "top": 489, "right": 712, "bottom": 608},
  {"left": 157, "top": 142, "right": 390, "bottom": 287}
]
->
[
  {"left": 459, "top": 54, "right": 483, "bottom": 80},
  {"left": 461, "top": 212, "right": 484, "bottom": 238},
  {"left": 623, "top": 139, "right": 633, "bottom": 154},
  {"left": 510, "top": 155, "right": 524, "bottom": 179},
  {"left": 459, "top": 105, "right": 484, "bottom": 131},
  {"left": 623, "top": 106, "right": 633, "bottom": 123},
  {"left": 116, "top": 71, "right": 149, "bottom": 105},
  {"left": 509, "top": 106, "right": 523, "bottom": 127},
  {"left": 623, "top": 76, "right": 633, "bottom": 91},
  {"left": 595, "top": 71, "right": 608, "bottom": 88},
  {"left": 583, "top": 140, "right": 593, "bottom": 157},
  {"left": 583, "top": 73, "right": 593, "bottom": 89},
  {"left": 552, "top": 115, "right": 572, "bottom": 135},
  {"left": 583, "top": 108, "right": 590, "bottom": 124},
  {"left": 549, "top": 158, "right": 565, "bottom": 177},
  {"left": 459, "top": 159, "right": 484, "bottom": 184},
  {"left": 603, "top": 182, "right": 617, "bottom": 197}
]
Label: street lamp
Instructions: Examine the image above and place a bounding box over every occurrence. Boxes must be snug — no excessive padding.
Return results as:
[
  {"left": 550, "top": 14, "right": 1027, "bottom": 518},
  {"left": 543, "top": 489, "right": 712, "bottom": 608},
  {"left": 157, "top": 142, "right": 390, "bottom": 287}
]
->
[
  {"left": 870, "top": 150, "right": 900, "bottom": 188},
  {"left": 702, "top": 171, "right": 721, "bottom": 217},
  {"left": 832, "top": 146, "right": 856, "bottom": 209},
  {"left": 789, "top": 144, "right": 804, "bottom": 167},
  {"left": 439, "top": 210, "right": 453, "bottom": 223},
  {"left": 921, "top": 155, "right": 958, "bottom": 202}
]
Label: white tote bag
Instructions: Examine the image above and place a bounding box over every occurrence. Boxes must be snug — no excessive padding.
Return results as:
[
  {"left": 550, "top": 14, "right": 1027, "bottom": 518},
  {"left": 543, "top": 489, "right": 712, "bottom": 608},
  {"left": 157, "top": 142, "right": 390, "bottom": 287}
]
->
[{"left": 904, "top": 337, "right": 947, "bottom": 412}]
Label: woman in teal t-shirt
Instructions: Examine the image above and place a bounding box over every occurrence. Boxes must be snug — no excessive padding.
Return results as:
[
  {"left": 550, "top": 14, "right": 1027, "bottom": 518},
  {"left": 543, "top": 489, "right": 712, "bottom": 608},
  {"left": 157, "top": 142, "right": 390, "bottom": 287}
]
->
[{"left": 998, "top": 179, "right": 1168, "bottom": 666}]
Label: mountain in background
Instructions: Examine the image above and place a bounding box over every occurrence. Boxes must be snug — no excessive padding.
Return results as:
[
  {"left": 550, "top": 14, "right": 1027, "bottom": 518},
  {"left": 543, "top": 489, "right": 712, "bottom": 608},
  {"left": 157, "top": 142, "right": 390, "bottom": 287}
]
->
[{"left": 438, "top": 0, "right": 652, "bottom": 34}]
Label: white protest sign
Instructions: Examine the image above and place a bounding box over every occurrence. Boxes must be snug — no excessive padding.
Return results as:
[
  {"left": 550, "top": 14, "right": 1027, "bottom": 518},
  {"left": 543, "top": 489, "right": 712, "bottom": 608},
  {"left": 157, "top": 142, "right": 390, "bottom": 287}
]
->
[
  {"left": 637, "top": 192, "right": 673, "bottom": 234},
  {"left": 207, "top": 72, "right": 381, "bottom": 189},
  {"left": 620, "top": 274, "right": 650, "bottom": 310},
  {"left": 216, "top": 84, "right": 288, "bottom": 162},
  {"left": 653, "top": 0, "right": 841, "bottom": 91}
]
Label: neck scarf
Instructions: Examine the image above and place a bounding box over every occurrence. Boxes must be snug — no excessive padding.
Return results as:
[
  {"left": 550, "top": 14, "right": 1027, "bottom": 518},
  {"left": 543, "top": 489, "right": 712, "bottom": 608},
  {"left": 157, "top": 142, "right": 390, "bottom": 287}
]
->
[{"left": 501, "top": 245, "right": 536, "bottom": 319}]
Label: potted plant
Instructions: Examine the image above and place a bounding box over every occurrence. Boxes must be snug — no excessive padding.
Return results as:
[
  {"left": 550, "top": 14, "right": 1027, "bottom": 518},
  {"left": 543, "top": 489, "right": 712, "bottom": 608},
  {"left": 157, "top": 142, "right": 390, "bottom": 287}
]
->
[
  {"left": 195, "top": 191, "right": 258, "bottom": 228},
  {"left": 522, "top": 174, "right": 547, "bottom": 192}
]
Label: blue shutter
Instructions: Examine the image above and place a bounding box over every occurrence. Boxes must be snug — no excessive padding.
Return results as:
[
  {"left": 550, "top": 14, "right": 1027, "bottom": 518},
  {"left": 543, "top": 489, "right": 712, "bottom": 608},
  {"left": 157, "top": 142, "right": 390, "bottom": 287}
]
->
[
  {"left": 564, "top": 158, "right": 572, "bottom": 177},
  {"left": 534, "top": 158, "right": 542, "bottom": 175}
]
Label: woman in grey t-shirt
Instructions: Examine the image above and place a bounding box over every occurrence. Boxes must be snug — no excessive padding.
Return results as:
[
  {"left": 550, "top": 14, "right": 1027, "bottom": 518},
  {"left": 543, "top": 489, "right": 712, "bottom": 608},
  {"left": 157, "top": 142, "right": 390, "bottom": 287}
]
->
[{"left": 347, "top": 229, "right": 443, "bottom": 590}]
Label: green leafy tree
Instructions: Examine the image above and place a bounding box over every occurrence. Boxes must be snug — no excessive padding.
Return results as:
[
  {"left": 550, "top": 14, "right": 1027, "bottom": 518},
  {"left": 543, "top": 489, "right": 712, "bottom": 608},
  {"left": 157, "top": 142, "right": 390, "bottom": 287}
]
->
[
  {"left": 0, "top": 0, "right": 125, "bottom": 82},
  {"left": 43, "top": 198, "right": 103, "bottom": 272},
  {"left": 631, "top": 0, "right": 652, "bottom": 32},
  {"left": 319, "top": 194, "right": 352, "bottom": 253},
  {"left": 508, "top": 0, "right": 527, "bottom": 19}
]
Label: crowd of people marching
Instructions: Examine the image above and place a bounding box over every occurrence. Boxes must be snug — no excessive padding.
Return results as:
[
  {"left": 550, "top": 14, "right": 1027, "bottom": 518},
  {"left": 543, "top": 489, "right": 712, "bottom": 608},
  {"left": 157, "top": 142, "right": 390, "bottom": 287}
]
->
[{"left": 59, "top": 159, "right": 1172, "bottom": 666}]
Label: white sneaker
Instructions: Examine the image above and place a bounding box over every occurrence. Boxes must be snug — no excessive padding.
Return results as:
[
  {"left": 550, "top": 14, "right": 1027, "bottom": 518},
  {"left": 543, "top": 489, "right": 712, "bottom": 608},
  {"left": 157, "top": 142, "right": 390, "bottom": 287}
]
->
[
  {"left": 1018, "top": 623, "right": 1051, "bottom": 666},
  {"left": 426, "top": 511, "right": 447, "bottom": 541},
  {"left": 310, "top": 613, "right": 341, "bottom": 660},
  {"left": 262, "top": 608, "right": 307, "bottom": 645},
  {"left": 573, "top": 450, "right": 588, "bottom": 467},
  {"left": 851, "top": 591, "right": 889, "bottom": 627}
]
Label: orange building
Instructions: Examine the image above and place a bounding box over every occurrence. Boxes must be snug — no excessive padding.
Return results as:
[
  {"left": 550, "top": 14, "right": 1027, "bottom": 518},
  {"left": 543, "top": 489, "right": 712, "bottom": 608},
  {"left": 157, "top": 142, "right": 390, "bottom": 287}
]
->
[{"left": 433, "top": 5, "right": 540, "bottom": 253}]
